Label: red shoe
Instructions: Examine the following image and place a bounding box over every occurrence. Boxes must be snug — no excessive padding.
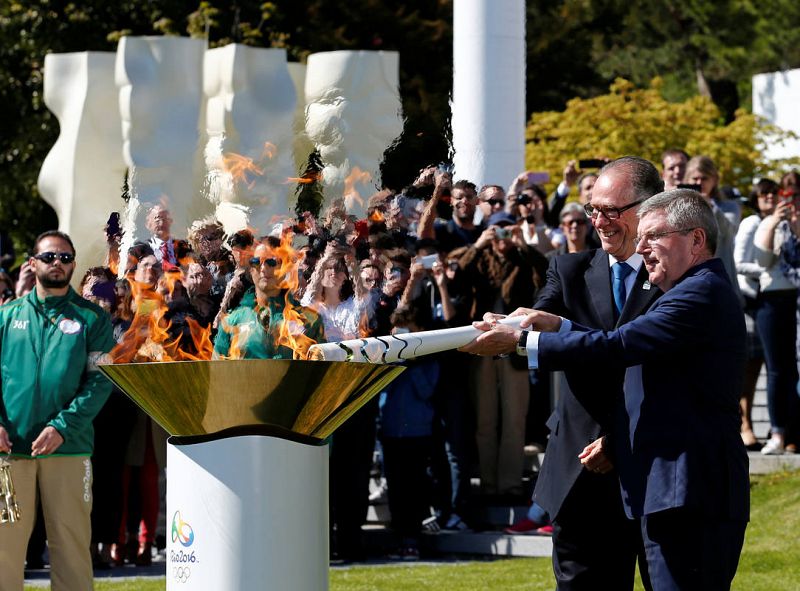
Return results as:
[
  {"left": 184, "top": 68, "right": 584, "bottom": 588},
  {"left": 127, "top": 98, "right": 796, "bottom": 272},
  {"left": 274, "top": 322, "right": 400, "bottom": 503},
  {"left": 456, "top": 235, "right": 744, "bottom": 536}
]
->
[
  {"left": 535, "top": 524, "right": 554, "bottom": 535},
  {"left": 504, "top": 518, "right": 545, "bottom": 535}
]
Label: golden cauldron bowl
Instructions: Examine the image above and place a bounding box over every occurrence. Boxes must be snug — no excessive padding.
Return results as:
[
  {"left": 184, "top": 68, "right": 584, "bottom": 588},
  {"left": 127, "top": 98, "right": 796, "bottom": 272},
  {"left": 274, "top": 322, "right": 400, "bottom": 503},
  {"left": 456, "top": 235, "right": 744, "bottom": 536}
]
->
[{"left": 99, "top": 359, "right": 404, "bottom": 440}]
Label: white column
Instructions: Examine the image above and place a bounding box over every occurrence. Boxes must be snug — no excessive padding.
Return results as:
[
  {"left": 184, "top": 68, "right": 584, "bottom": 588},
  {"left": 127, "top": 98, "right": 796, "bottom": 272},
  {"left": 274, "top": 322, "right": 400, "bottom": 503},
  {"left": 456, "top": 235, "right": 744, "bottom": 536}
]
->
[
  {"left": 37, "top": 52, "right": 126, "bottom": 278},
  {"left": 203, "top": 45, "right": 298, "bottom": 236},
  {"left": 166, "top": 435, "right": 329, "bottom": 591},
  {"left": 452, "top": 0, "right": 526, "bottom": 187},
  {"left": 753, "top": 69, "right": 800, "bottom": 164},
  {"left": 305, "top": 51, "right": 404, "bottom": 218},
  {"left": 116, "top": 36, "right": 207, "bottom": 257}
]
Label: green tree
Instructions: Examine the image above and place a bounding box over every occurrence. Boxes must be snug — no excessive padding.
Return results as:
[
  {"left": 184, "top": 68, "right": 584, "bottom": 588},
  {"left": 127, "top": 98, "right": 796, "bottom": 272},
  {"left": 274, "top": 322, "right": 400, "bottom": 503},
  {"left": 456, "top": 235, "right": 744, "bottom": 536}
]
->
[{"left": 525, "top": 78, "right": 800, "bottom": 192}]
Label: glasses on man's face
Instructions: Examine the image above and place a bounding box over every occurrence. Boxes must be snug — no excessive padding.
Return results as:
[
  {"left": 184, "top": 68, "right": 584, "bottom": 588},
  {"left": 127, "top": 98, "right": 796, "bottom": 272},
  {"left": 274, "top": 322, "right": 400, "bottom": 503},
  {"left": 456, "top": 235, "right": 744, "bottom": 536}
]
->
[
  {"left": 34, "top": 252, "right": 75, "bottom": 265},
  {"left": 249, "top": 256, "right": 279, "bottom": 268},
  {"left": 635, "top": 227, "right": 696, "bottom": 247},
  {"left": 583, "top": 200, "right": 642, "bottom": 220},
  {"left": 485, "top": 198, "right": 505, "bottom": 207}
]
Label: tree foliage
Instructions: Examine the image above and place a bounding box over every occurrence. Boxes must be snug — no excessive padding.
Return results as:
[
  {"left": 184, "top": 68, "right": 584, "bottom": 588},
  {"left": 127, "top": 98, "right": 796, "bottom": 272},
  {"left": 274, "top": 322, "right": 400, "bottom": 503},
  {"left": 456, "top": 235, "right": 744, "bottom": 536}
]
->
[
  {"left": 0, "top": 0, "right": 453, "bottom": 256},
  {"left": 525, "top": 78, "right": 800, "bottom": 192}
]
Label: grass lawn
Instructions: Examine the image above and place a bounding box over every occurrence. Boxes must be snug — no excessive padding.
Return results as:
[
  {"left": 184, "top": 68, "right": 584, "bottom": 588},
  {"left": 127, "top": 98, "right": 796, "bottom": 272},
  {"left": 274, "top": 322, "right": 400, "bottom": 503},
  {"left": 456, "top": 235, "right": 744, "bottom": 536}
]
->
[{"left": 24, "top": 470, "right": 800, "bottom": 591}]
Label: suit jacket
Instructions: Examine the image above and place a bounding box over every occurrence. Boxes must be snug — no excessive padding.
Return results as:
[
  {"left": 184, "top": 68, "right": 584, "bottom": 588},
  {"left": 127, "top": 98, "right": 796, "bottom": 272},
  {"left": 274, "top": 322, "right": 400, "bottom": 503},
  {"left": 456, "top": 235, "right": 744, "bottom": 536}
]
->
[
  {"left": 532, "top": 249, "right": 661, "bottom": 519},
  {"left": 539, "top": 258, "right": 749, "bottom": 521}
]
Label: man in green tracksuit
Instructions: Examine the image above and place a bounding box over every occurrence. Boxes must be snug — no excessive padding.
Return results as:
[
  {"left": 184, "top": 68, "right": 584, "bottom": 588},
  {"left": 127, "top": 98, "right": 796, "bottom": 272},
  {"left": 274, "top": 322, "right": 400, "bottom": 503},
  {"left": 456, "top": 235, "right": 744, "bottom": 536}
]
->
[{"left": 0, "top": 231, "right": 114, "bottom": 591}]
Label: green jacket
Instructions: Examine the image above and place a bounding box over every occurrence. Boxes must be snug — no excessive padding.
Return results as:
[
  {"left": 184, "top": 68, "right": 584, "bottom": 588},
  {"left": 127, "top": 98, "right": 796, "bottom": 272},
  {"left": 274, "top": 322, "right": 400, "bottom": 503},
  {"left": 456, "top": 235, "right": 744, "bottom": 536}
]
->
[
  {"left": 0, "top": 288, "right": 114, "bottom": 457},
  {"left": 214, "top": 288, "right": 325, "bottom": 359}
]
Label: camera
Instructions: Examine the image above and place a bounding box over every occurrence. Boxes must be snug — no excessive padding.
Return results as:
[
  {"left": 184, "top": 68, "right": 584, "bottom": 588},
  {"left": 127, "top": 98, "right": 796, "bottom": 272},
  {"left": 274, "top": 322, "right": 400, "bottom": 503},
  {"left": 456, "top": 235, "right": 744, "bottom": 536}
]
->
[{"left": 495, "top": 228, "right": 510, "bottom": 240}]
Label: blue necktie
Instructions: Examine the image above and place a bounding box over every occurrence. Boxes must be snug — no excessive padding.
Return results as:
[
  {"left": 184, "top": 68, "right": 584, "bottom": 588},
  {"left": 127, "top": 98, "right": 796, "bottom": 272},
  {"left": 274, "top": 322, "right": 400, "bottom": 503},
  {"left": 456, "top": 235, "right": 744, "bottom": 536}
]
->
[{"left": 612, "top": 262, "right": 633, "bottom": 314}]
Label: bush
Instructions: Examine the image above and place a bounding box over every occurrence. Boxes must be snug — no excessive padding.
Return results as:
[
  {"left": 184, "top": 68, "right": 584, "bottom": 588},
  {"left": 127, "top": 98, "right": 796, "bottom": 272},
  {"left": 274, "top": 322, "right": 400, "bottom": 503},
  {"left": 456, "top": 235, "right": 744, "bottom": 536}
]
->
[{"left": 525, "top": 78, "right": 800, "bottom": 191}]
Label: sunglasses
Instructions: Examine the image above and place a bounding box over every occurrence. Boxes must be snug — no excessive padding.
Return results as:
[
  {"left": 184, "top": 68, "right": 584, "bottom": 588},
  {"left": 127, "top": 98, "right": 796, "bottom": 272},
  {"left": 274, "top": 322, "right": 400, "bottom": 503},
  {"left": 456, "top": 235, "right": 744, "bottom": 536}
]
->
[
  {"left": 249, "top": 256, "right": 279, "bottom": 268},
  {"left": 485, "top": 198, "right": 505, "bottom": 207},
  {"left": 34, "top": 252, "right": 75, "bottom": 265}
]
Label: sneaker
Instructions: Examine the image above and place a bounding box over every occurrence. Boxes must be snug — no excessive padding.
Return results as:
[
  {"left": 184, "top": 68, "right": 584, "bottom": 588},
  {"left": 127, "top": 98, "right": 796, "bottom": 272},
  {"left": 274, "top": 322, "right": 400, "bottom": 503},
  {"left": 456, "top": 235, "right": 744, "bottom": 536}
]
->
[
  {"left": 534, "top": 524, "right": 554, "bottom": 536},
  {"left": 761, "top": 436, "right": 784, "bottom": 455},
  {"left": 443, "top": 513, "right": 470, "bottom": 532},
  {"left": 504, "top": 518, "right": 544, "bottom": 535}
]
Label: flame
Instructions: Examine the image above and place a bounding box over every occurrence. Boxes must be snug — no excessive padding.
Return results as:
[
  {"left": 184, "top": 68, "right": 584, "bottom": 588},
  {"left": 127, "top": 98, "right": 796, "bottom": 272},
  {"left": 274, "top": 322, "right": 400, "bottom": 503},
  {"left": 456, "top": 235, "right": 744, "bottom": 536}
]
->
[
  {"left": 261, "top": 142, "right": 278, "bottom": 160},
  {"left": 343, "top": 166, "right": 371, "bottom": 209},
  {"left": 110, "top": 274, "right": 214, "bottom": 364},
  {"left": 369, "top": 209, "right": 385, "bottom": 223},
  {"left": 223, "top": 152, "right": 264, "bottom": 189},
  {"left": 284, "top": 171, "right": 323, "bottom": 185}
]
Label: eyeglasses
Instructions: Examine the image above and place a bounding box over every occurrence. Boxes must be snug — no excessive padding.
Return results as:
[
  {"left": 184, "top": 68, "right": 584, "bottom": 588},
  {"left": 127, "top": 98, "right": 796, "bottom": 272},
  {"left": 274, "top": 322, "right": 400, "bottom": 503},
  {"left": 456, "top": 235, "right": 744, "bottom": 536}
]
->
[
  {"left": 514, "top": 195, "right": 532, "bottom": 205},
  {"left": 34, "top": 252, "right": 75, "bottom": 265},
  {"left": 635, "top": 227, "right": 696, "bottom": 246},
  {"left": 249, "top": 256, "right": 279, "bottom": 268},
  {"left": 485, "top": 198, "right": 505, "bottom": 207},
  {"left": 583, "top": 200, "right": 642, "bottom": 220},
  {"left": 446, "top": 261, "right": 460, "bottom": 271}
]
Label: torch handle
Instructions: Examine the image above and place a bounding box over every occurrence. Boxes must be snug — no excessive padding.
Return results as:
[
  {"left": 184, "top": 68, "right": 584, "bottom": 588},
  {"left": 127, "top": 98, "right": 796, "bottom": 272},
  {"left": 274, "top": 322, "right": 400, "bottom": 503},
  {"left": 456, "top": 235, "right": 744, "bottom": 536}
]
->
[{"left": 308, "top": 315, "right": 526, "bottom": 363}]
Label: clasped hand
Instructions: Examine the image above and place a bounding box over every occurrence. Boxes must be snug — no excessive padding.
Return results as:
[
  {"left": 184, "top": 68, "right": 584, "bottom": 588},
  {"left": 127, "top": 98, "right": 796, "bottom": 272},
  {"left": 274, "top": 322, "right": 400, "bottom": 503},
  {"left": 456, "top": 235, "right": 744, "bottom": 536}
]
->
[{"left": 459, "top": 307, "right": 562, "bottom": 357}]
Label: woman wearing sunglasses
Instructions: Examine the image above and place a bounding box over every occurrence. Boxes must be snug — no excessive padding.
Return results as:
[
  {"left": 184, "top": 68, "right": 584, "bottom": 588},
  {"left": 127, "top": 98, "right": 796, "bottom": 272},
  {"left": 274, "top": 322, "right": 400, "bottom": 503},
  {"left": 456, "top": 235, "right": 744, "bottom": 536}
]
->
[{"left": 212, "top": 241, "right": 325, "bottom": 360}]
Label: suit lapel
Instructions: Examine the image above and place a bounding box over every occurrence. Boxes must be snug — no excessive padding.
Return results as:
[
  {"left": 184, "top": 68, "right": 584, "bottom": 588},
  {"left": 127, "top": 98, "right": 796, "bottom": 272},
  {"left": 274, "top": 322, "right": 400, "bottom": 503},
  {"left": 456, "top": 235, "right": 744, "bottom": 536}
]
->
[
  {"left": 585, "top": 250, "right": 616, "bottom": 330},
  {"left": 617, "top": 265, "right": 661, "bottom": 326}
]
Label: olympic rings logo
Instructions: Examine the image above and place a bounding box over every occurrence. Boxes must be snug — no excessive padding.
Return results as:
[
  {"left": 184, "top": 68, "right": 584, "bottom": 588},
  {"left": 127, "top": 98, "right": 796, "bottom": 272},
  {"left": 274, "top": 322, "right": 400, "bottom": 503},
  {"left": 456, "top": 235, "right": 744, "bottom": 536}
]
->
[{"left": 173, "top": 566, "right": 191, "bottom": 583}]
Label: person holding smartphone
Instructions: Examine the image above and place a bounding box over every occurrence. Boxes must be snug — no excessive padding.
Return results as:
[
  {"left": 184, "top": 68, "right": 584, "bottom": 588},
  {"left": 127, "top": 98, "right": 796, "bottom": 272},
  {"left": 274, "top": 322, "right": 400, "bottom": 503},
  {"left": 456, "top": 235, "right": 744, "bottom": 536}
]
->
[{"left": 753, "top": 186, "right": 800, "bottom": 455}]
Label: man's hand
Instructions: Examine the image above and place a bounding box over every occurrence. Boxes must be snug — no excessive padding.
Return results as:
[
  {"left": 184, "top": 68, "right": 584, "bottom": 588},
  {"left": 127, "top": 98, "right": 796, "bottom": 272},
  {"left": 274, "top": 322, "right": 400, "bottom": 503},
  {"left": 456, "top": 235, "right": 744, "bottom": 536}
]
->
[
  {"left": 578, "top": 436, "right": 613, "bottom": 474},
  {"left": 459, "top": 318, "right": 519, "bottom": 357},
  {"left": 30, "top": 426, "right": 64, "bottom": 457},
  {"left": 0, "top": 426, "right": 12, "bottom": 453},
  {"left": 508, "top": 308, "right": 563, "bottom": 332}
]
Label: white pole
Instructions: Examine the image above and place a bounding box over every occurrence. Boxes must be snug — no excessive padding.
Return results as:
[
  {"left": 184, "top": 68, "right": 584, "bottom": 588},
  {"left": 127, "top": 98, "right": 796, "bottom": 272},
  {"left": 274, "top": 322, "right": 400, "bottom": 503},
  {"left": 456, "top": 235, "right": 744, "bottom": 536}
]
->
[{"left": 452, "top": 0, "right": 526, "bottom": 188}]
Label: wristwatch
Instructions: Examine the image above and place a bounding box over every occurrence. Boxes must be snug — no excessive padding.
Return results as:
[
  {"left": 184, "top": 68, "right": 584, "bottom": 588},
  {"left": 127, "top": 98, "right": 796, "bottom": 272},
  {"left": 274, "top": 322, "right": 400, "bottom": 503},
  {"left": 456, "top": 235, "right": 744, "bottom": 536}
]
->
[{"left": 516, "top": 330, "right": 530, "bottom": 356}]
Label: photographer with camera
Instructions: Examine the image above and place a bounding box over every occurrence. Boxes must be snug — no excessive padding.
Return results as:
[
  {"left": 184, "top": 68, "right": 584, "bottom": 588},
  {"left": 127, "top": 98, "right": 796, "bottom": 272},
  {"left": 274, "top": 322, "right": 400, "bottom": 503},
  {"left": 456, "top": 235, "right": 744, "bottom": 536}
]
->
[
  {"left": 507, "top": 185, "right": 556, "bottom": 255},
  {"left": 456, "top": 211, "right": 548, "bottom": 499}
]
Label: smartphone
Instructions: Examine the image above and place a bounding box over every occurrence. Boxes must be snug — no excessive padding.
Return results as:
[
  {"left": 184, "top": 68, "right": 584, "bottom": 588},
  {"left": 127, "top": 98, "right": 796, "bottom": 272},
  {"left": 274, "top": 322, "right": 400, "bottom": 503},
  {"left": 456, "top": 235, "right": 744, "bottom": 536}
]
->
[
  {"left": 677, "top": 183, "right": 702, "bottom": 192},
  {"left": 527, "top": 171, "right": 550, "bottom": 185},
  {"left": 495, "top": 228, "right": 510, "bottom": 240},
  {"left": 579, "top": 159, "right": 605, "bottom": 169},
  {"left": 419, "top": 254, "right": 438, "bottom": 269}
]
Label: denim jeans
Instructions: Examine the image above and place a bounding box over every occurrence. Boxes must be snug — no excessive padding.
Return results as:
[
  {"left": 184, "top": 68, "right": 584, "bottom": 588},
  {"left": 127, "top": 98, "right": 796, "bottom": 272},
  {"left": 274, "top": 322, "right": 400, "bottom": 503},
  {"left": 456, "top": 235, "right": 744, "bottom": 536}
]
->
[{"left": 756, "top": 290, "right": 799, "bottom": 435}]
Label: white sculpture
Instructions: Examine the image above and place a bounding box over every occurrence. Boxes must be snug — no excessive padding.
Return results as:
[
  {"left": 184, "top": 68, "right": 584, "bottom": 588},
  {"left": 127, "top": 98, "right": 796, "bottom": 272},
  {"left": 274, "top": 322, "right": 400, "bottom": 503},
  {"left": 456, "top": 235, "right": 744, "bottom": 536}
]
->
[
  {"left": 305, "top": 51, "right": 404, "bottom": 218},
  {"left": 37, "top": 52, "right": 126, "bottom": 278},
  {"left": 452, "top": 0, "right": 525, "bottom": 186},
  {"left": 203, "top": 45, "right": 298, "bottom": 236},
  {"left": 287, "top": 62, "right": 316, "bottom": 182},
  {"left": 116, "top": 36, "right": 207, "bottom": 260},
  {"left": 753, "top": 69, "right": 800, "bottom": 165}
]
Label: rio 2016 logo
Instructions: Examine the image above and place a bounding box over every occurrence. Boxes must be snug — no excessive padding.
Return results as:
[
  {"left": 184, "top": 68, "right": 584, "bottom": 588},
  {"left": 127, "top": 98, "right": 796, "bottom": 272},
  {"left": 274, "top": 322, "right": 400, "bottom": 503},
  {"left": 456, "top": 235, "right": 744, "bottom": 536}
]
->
[{"left": 171, "top": 511, "right": 195, "bottom": 547}]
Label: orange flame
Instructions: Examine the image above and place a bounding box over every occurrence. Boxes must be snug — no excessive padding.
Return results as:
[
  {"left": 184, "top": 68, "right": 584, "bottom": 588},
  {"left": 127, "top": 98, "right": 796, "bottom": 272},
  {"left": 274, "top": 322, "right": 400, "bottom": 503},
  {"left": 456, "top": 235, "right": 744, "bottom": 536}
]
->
[
  {"left": 110, "top": 274, "right": 215, "bottom": 364},
  {"left": 261, "top": 142, "right": 278, "bottom": 160},
  {"left": 285, "top": 170, "right": 323, "bottom": 185},
  {"left": 223, "top": 152, "right": 264, "bottom": 189},
  {"left": 343, "top": 166, "right": 372, "bottom": 209},
  {"left": 369, "top": 209, "right": 385, "bottom": 223}
]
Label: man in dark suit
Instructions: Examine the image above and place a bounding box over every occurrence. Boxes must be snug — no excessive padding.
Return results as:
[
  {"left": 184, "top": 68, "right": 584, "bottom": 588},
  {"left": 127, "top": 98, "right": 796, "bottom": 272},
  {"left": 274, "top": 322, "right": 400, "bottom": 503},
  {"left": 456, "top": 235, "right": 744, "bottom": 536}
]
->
[
  {"left": 465, "top": 189, "right": 749, "bottom": 590},
  {"left": 533, "top": 156, "right": 661, "bottom": 590}
]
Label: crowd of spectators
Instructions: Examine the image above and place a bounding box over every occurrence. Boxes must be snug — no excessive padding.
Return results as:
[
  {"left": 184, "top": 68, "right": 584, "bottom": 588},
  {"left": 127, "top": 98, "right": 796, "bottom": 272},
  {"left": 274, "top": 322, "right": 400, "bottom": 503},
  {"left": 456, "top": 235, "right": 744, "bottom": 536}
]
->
[{"left": 1, "top": 156, "right": 799, "bottom": 565}]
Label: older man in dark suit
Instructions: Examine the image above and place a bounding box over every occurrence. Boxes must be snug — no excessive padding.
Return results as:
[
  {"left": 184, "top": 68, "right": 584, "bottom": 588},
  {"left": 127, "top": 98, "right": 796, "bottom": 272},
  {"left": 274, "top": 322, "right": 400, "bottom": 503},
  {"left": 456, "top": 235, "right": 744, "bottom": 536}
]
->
[
  {"left": 465, "top": 189, "right": 749, "bottom": 590},
  {"left": 531, "top": 156, "right": 662, "bottom": 590}
]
